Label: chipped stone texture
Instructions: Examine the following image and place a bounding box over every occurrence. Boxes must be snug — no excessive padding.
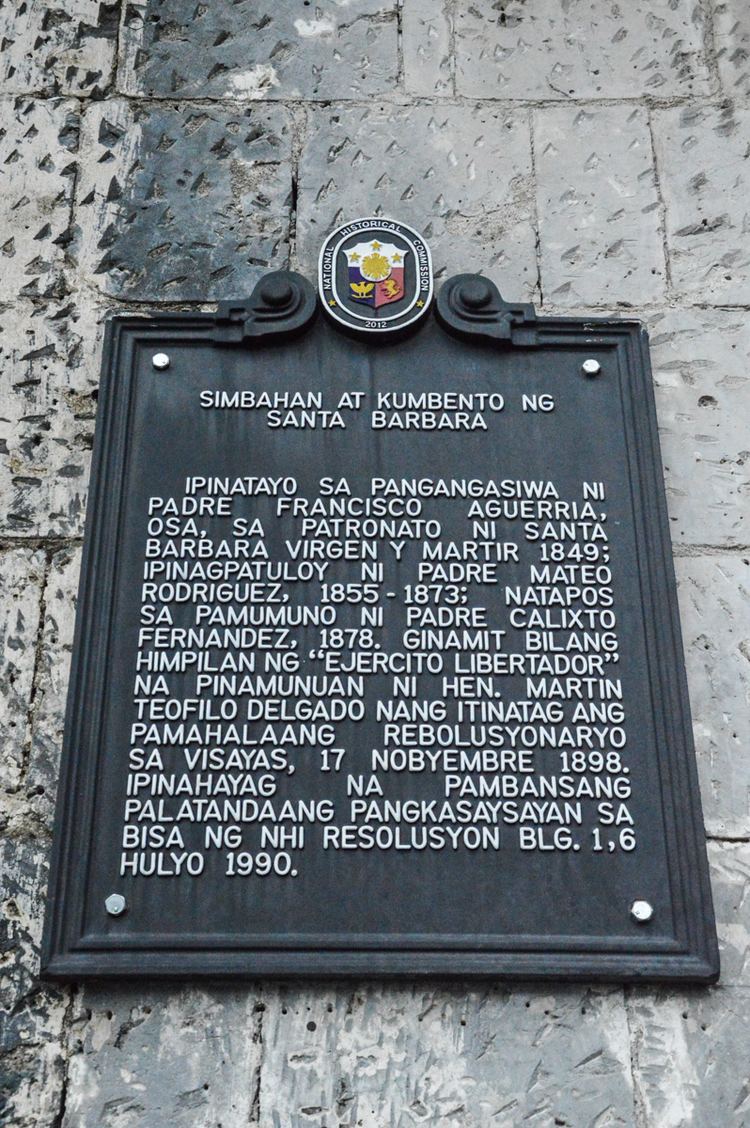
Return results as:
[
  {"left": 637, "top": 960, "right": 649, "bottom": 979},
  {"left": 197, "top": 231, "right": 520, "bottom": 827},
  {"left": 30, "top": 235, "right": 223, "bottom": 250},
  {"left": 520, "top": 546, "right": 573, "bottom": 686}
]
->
[
  {"left": 119, "top": 0, "right": 398, "bottom": 100},
  {"left": 0, "top": 1, "right": 118, "bottom": 96},
  {"left": 0, "top": 299, "right": 103, "bottom": 537},
  {"left": 715, "top": 0, "right": 750, "bottom": 98},
  {"left": 261, "top": 982, "right": 634, "bottom": 1126},
  {"left": 629, "top": 987, "right": 750, "bottom": 1128},
  {"left": 709, "top": 841, "right": 750, "bottom": 987},
  {"left": 21, "top": 547, "right": 81, "bottom": 838},
  {"left": 676, "top": 555, "right": 750, "bottom": 839},
  {"left": 647, "top": 308, "right": 750, "bottom": 548},
  {"left": 535, "top": 104, "right": 666, "bottom": 306},
  {"left": 0, "top": 476, "right": 62, "bottom": 1128},
  {"left": 63, "top": 986, "right": 263, "bottom": 1127},
  {"left": 73, "top": 98, "right": 292, "bottom": 300},
  {"left": 0, "top": 838, "right": 67, "bottom": 1128},
  {"left": 654, "top": 103, "right": 750, "bottom": 303},
  {"left": 0, "top": 1006, "right": 65, "bottom": 1128},
  {"left": 0, "top": 97, "right": 78, "bottom": 302},
  {"left": 1, "top": 839, "right": 48, "bottom": 1007},
  {"left": 0, "top": 550, "right": 45, "bottom": 800},
  {"left": 297, "top": 103, "right": 537, "bottom": 293},
  {"left": 455, "top": 0, "right": 711, "bottom": 100},
  {"left": 402, "top": 0, "right": 453, "bottom": 96}
]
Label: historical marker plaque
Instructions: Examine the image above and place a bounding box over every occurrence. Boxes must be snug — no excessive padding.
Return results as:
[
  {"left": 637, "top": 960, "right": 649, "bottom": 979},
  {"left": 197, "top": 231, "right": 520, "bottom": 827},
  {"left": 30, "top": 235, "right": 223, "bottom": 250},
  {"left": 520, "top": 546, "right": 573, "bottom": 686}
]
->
[{"left": 43, "top": 235, "right": 718, "bottom": 981}]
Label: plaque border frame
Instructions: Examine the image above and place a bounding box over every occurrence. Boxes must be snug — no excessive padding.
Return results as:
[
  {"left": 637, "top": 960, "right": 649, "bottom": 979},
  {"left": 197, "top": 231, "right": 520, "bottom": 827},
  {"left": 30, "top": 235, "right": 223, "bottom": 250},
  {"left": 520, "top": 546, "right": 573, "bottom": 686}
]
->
[{"left": 41, "top": 303, "right": 719, "bottom": 982}]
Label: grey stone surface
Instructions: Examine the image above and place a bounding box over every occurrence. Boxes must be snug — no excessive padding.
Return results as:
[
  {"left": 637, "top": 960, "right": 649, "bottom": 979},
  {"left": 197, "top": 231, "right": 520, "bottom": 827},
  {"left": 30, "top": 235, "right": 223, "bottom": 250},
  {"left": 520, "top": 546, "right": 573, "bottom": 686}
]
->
[
  {"left": 709, "top": 841, "right": 750, "bottom": 987},
  {"left": 715, "top": 0, "right": 750, "bottom": 97},
  {"left": 535, "top": 105, "right": 666, "bottom": 306},
  {"left": 63, "top": 986, "right": 263, "bottom": 1127},
  {"left": 455, "top": 0, "right": 711, "bottom": 100},
  {"left": 0, "top": 299, "right": 102, "bottom": 537},
  {"left": 0, "top": 550, "right": 45, "bottom": 804},
  {"left": 23, "top": 547, "right": 81, "bottom": 838},
  {"left": 0, "top": 553, "right": 79, "bottom": 1125},
  {"left": 119, "top": 0, "right": 398, "bottom": 100},
  {"left": 0, "top": 837, "right": 67, "bottom": 1128},
  {"left": 297, "top": 103, "right": 537, "bottom": 293},
  {"left": 402, "top": 0, "right": 453, "bottom": 96},
  {"left": 260, "top": 983, "right": 634, "bottom": 1126},
  {"left": 0, "top": 0, "right": 118, "bottom": 96},
  {"left": 647, "top": 308, "right": 750, "bottom": 548},
  {"left": 0, "top": 97, "right": 78, "bottom": 302},
  {"left": 74, "top": 99, "right": 293, "bottom": 300},
  {"left": 653, "top": 103, "right": 750, "bottom": 304},
  {"left": 629, "top": 987, "right": 750, "bottom": 1128},
  {"left": 676, "top": 554, "right": 750, "bottom": 839},
  {"left": 1, "top": 837, "right": 48, "bottom": 1007}
]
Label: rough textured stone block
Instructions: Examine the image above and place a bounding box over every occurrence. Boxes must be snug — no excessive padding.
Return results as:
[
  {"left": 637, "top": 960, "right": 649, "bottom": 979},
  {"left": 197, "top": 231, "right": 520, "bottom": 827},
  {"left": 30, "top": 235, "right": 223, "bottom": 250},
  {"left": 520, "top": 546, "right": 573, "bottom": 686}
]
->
[
  {"left": 0, "top": 825, "right": 50, "bottom": 1008},
  {"left": 0, "top": 0, "right": 118, "bottom": 96},
  {"left": 260, "top": 983, "right": 633, "bottom": 1126},
  {"left": 455, "top": 0, "right": 711, "bottom": 100},
  {"left": 715, "top": 1, "right": 750, "bottom": 98},
  {"left": 0, "top": 838, "right": 67, "bottom": 1128},
  {"left": 402, "top": 0, "right": 452, "bottom": 95},
  {"left": 0, "top": 299, "right": 102, "bottom": 537},
  {"left": 23, "top": 547, "right": 81, "bottom": 838},
  {"left": 74, "top": 99, "right": 292, "bottom": 300},
  {"left": 0, "top": 1011, "right": 65, "bottom": 1128},
  {"left": 119, "top": 0, "right": 398, "bottom": 100},
  {"left": 708, "top": 841, "right": 750, "bottom": 987},
  {"left": 675, "top": 555, "right": 750, "bottom": 839},
  {"left": 0, "top": 550, "right": 45, "bottom": 803},
  {"left": 297, "top": 104, "right": 537, "bottom": 294},
  {"left": 647, "top": 308, "right": 750, "bottom": 548},
  {"left": 629, "top": 987, "right": 750, "bottom": 1127},
  {"left": 653, "top": 103, "right": 750, "bottom": 303},
  {"left": 535, "top": 105, "right": 665, "bottom": 306},
  {"left": 63, "top": 986, "right": 263, "bottom": 1127},
  {"left": 0, "top": 98, "right": 78, "bottom": 302}
]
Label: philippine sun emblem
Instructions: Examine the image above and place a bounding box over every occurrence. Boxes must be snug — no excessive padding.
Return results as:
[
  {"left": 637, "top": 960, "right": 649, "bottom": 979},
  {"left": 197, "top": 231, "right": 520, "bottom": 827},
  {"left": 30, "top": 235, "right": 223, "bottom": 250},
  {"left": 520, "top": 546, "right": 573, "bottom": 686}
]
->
[{"left": 319, "top": 218, "right": 433, "bottom": 333}]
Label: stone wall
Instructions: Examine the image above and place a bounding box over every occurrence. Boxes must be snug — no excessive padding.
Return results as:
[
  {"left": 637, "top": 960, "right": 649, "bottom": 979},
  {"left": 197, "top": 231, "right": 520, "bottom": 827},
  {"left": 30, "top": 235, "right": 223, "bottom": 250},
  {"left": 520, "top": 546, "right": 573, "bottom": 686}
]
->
[{"left": 1, "top": 2, "right": 748, "bottom": 1124}]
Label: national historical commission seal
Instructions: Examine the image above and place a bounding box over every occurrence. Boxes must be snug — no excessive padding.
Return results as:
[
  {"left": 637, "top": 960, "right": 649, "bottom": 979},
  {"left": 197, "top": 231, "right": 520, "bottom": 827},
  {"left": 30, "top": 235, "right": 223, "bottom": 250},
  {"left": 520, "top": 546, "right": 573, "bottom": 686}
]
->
[{"left": 318, "top": 217, "right": 433, "bottom": 334}]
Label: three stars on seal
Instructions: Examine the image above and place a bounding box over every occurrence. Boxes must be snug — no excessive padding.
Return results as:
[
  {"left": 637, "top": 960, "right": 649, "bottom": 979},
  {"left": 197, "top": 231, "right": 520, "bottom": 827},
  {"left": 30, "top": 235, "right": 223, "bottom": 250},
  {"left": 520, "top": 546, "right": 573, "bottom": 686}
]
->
[{"left": 345, "top": 239, "right": 408, "bottom": 309}]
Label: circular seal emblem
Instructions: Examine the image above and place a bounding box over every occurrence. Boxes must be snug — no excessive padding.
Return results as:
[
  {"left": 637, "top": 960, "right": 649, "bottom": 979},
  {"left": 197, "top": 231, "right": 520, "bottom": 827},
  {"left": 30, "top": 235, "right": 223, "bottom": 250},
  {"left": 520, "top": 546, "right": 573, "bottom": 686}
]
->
[{"left": 318, "top": 217, "right": 433, "bottom": 334}]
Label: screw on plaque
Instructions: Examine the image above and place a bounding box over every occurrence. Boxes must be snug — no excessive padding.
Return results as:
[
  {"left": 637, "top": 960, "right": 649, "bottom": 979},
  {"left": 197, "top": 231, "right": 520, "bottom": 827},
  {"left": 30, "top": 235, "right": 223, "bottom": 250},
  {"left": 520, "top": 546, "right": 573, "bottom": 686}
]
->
[
  {"left": 630, "top": 899, "right": 654, "bottom": 924},
  {"left": 582, "top": 358, "right": 601, "bottom": 376},
  {"left": 105, "top": 893, "right": 127, "bottom": 917},
  {"left": 152, "top": 352, "right": 170, "bottom": 370}
]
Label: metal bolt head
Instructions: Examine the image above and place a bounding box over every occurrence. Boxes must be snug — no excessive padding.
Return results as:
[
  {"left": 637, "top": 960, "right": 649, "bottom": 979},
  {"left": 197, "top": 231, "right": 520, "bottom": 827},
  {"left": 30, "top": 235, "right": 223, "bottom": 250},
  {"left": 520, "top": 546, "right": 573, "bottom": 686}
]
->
[
  {"left": 105, "top": 893, "right": 127, "bottom": 917},
  {"left": 152, "top": 352, "right": 170, "bottom": 370},
  {"left": 630, "top": 899, "right": 654, "bottom": 924},
  {"left": 582, "top": 358, "right": 601, "bottom": 376}
]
